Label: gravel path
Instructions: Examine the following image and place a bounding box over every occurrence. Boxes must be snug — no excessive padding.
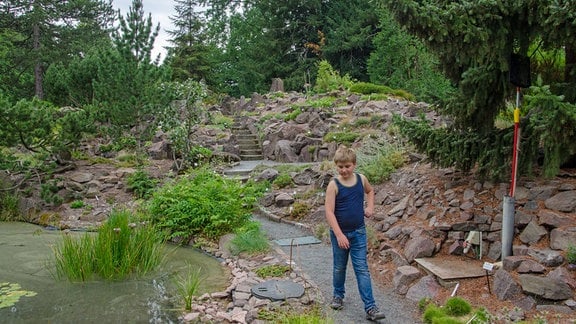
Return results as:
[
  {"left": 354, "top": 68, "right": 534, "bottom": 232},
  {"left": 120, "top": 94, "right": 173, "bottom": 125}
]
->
[{"left": 252, "top": 212, "right": 422, "bottom": 324}]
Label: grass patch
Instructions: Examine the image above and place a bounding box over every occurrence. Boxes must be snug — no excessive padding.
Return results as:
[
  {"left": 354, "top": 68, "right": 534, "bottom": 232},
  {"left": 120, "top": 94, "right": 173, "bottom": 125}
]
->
[
  {"left": 255, "top": 264, "right": 291, "bottom": 278},
  {"left": 323, "top": 131, "right": 361, "bottom": 145},
  {"left": 356, "top": 138, "right": 407, "bottom": 184},
  {"left": 259, "top": 306, "right": 332, "bottom": 323},
  {"left": 228, "top": 222, "right": 270, "bottom": 256}
]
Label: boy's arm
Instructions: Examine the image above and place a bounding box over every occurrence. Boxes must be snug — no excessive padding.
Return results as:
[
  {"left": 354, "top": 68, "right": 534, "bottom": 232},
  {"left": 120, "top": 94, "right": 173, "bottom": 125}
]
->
[
  {"left": 361, "top": 174, "right": 375, "bottom": 218},
  {"left": 325, "top": 180, "right": 350, "bottom": 249}
]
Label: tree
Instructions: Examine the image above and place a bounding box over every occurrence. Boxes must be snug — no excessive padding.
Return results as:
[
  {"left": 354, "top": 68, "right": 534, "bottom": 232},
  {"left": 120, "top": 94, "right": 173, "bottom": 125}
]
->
[
  {"left": 0, "top": 0, "right": 114, "bottom": 100},
  {"left": 367, "top": 9, "right": 453, "bottom": 103},
  {"left": 165, "top": 0, "right": 213, "bottom": 82},
  {"left": 384, "top": 0, "right": 576, "bottom": 133},
  {"left": 112, "top": 0, "right": 160, "bottom": 64},
  {"left": 385, "top": 1, "right": 576, "bottom": 179},
  {"left": 322, "top": 0, "right": 379, "bottom": 82}
]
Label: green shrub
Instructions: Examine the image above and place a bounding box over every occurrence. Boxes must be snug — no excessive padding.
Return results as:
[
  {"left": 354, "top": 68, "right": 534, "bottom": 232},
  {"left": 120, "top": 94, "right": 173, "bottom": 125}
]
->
[
  {"left": 350, "top": 82, "right": 393, "bottom": 95},
  {"left": 350, "top": 82, "right": 415, "bottom": 101},
  {"left": 308, "top": 97, "right": 337, "bottom": 109},
  {"left": 284, "top": 107, "right": 303, "bottom": 121},
  {"left": 290, "top": 202, "right": 311, "bottom": 220},
  {"left": 212, "top": 114, "right": 234, "bottom": 129},
  {"left": 432, "top": 317, "right": 463, "bottom": 324},
  {"left": 444, "top": 297, "right": 472, "bottom": 317},
  {"left": 357, "top": 140, "right": 406, "bottom": 184},
  {"left": 186, "top": 145, "right": 212, "bottom": 167},
  {"left": 323, "top": 131, "right": 361, "bottom": 145},
  {"left": 148, "top": 168, "right": 265, "bottom": 241},
  {"left": 70, "top": 200, "right": 85, "bottom": 209},
  {"left": 314, "top": 60, "right": 353, "bottom": 93},
  {"left": 418, "top": 297, "right": 434, "bottom": 311},
  {"left": 40, "top": 181, "right": 63, "bottom": 206},
  {"left": 423, "top": 304, "right": 446, "bottom": 324},
  {"left": 273, "top": 173, "right": 293, "bottom": 189},
  {"left": 126, "top": 169, "right": 158, "bottom": 199}
]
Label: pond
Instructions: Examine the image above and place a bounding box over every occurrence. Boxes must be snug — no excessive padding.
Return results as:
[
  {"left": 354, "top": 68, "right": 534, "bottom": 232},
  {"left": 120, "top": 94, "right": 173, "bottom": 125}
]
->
[{"left": 0, "top": 222, "right": 229, "bottom": 323}]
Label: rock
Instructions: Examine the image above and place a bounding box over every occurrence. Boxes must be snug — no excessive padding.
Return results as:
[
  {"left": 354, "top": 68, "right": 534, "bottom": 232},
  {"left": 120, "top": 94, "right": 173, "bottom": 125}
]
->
[
  {"left": 403, "top": 236, "right": 435, "bottom": 263},
  {"left": 528, "top": 249, "right": 564, "bottom": 267},
  {"left": 275, "top": 192, "right": 294, "bottom": 207},
  {"left": 494, "top": 269, "right": 522, "bottom": 301},
  {"left": 519, "top": 274, "right": 573, "bottom": 300},
  {"left": 550, "top": 227, "right": 576, "bottom": 250},
  {"left": 405, "top": 275, "right": 441, "bottom": 302},
  {"left": 518, "top": 220, "right": 547, "bottom": 244},
  {"left": 393, "top": 266, "right": 421, "bottom": 295},
  {"left": 545, "top": 191, "right": 576, "bottom": 212}
]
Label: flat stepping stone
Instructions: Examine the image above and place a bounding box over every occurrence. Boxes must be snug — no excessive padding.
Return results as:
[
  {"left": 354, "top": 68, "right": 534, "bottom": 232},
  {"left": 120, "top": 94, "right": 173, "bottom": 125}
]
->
[
  {"left": 273, "top": 236, "right": 321, "bottom": 246},
  {"left": 251, "top": 280, "right": 304, "bottom": 300}
]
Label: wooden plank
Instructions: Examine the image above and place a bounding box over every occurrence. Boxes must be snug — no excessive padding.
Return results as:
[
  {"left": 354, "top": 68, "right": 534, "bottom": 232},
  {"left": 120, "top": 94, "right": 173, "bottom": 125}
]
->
[{"left": 414, "top": 258, "right": 487, "bottom": 280}]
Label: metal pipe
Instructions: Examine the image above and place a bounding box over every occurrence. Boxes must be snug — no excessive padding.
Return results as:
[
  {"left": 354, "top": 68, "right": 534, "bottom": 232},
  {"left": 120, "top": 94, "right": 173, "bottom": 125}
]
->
[{"left": 502, "top": 195, "right": 515, "bottom": 259}]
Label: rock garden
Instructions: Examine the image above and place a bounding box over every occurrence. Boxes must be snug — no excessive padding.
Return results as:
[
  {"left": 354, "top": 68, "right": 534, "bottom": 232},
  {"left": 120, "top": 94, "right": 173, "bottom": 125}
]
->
[{"left": 2, "top": 89, "right": 575, "bottom": 323}]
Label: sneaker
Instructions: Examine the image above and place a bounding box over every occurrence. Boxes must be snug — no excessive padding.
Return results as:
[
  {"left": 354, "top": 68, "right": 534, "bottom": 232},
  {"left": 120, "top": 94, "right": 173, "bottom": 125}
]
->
[
  {"left": 366, "top": 307, "right": 386, "bottom": 321},
  {"left": 330, "top": 296, "right": 343, "bottom": 310}
]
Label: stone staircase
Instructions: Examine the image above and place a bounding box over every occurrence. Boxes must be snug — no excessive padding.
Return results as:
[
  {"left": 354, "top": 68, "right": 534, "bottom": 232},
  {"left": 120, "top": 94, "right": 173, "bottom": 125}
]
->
[{"left": 231, "top": 121, "right": 263, "bottom": 161}]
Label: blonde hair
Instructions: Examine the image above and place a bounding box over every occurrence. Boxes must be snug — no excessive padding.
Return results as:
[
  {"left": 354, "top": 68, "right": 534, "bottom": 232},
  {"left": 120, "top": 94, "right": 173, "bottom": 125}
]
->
[{"left": 333, "top": 145, "right": 356, "bottom": 164}]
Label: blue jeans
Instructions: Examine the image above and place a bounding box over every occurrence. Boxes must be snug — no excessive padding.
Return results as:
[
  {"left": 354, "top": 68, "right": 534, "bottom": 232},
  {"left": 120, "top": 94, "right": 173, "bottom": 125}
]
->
[{"left": 330, "top": 226, "right": 376, "bottom": 312}]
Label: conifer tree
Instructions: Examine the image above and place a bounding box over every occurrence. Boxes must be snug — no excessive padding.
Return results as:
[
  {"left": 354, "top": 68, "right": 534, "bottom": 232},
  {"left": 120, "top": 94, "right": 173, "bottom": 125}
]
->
[{"left": 165, "top": 0, "right": 213, "bottom": 82}]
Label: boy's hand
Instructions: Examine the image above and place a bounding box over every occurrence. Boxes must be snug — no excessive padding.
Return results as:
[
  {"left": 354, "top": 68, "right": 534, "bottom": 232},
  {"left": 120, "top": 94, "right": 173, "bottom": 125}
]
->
[
  {"left": 336, "top": 233, "right": 350, "bottom": 249},
  {"left": 364, "top": 207, "right": 374, "bottom": 218}
]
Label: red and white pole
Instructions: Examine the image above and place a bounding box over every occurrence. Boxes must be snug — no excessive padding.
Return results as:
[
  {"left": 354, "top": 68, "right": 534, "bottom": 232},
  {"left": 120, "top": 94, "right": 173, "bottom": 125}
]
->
[{"left": 509, "top": 87, "right": 521, "bottom": 198}]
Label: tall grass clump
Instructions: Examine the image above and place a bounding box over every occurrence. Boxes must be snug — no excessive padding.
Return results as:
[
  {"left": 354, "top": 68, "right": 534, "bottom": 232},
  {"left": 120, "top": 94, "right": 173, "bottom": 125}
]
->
[
  {"left": 0, "top": 191, "right": 22, "bottom": 221},
  {"left": 228, "top": 221, "right": 270, "bottom": 256},
  {"left": 173, "top": 265, "right": 203, "bottom": 311},
  {"left": 53, "top": 209, "right": 164, "bottom": 281},
  {"left": 356, "top": 138, "right": 407, "bottom": 184}
]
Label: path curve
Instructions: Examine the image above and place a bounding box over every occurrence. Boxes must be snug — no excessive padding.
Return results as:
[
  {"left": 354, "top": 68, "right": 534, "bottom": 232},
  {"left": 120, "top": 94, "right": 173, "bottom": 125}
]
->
[{"left": 253, "top": 211, "right": 422, "bottom": 324}]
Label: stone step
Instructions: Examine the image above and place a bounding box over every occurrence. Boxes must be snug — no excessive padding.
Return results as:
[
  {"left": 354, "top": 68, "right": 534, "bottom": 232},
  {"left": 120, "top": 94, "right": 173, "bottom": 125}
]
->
[
  {"left": 239, "top": 149, "right": 261, "bottom": 154},
  {"left": 241, "top": 154, "right": 263, "bottom": 161},
  {"left": 237, "top": 133, "right": 258, "bottom": 139},
  {"left": 238, "top": 140, "right": 260, "bottom": 146}
]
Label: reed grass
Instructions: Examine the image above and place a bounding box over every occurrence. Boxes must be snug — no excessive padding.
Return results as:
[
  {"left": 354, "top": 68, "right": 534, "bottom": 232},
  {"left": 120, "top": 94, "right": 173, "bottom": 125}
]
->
[
  {"left": 53, "top": 209, "right": 164, "bottom": 281},
  {"left": 173, "top": 265, "right": 203, "bottom": 311}
]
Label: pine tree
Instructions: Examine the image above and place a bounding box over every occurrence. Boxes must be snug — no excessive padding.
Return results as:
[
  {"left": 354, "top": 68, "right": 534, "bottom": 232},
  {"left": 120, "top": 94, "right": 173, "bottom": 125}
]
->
[
  {"left": 0, "top": 0, "right": 114, "bottom": 100},
  {"left": 112, "top": 0, "right": 160, "bottom": 64}
]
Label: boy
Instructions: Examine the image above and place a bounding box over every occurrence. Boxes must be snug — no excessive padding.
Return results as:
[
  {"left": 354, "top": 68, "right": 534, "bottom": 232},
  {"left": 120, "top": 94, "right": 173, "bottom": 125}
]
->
[{"left": 324, "top": 145, "right": 386, "bottom": 321}]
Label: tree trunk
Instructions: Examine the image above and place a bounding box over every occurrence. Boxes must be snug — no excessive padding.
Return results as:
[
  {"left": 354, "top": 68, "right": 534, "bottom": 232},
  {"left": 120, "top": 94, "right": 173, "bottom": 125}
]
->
[{"left": 33, "top": 23, "right": 43, "bottom": 99}]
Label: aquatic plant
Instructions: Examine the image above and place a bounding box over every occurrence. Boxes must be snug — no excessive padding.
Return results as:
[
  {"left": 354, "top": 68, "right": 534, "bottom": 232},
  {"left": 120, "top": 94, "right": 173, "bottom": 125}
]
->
[
  {"left": 0, "top": 282, "right": 37, "bottom": 309},
  {"left": 52, "top": 209, "right": 164, "bottom": 281}
]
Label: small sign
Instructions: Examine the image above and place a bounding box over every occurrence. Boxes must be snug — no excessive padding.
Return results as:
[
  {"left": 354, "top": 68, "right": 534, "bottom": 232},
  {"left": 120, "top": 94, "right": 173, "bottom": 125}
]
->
[{"left": 483, "top": 262, "right": 494, "bottom": 271}]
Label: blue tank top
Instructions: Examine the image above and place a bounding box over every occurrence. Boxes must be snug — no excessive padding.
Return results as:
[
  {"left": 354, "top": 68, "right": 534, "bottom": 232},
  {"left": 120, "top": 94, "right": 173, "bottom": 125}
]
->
[{"left": 333, "top": 173, "right": 365, "bottom": 232}]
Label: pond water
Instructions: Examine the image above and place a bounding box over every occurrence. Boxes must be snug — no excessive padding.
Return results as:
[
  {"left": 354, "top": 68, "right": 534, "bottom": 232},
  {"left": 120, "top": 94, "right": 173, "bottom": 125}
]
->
[{"left": 0, "top": 222, "right": 229, "bottom": 323}]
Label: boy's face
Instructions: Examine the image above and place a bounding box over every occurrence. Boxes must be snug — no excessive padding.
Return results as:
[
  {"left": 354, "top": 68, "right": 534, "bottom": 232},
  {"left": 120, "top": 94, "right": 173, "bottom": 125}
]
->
[{"left": 335, "top": 161, "right": 356, "bottom": 179}]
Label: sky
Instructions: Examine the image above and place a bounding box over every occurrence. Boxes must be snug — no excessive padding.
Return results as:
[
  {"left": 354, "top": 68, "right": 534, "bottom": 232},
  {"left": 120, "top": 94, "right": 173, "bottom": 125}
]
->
[{"left": 112, "top": 0, "right": 176, "bottom": 61}]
